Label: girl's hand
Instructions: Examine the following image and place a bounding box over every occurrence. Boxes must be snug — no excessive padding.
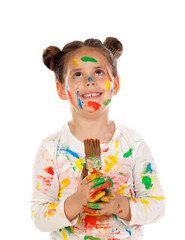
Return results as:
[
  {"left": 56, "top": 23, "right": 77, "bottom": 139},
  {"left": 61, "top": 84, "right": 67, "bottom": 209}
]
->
[
  {"left": 74, "top": 177, "right": 98, "bottom": 207},
  {"left": 84, "top": 194, "right": 131, "bottom": 221}
]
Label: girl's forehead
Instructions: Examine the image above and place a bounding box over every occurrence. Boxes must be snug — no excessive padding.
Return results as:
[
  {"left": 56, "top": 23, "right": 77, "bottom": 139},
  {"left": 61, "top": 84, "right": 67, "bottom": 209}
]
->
[{"left": 68, "top": 47, "right": 108, "bottom": 63}]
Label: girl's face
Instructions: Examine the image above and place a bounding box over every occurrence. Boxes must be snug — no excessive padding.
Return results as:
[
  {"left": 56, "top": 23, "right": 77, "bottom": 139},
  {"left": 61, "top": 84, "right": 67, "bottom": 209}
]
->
[{"left": 56, "top": 47, "right": 119, "bottom": 114}]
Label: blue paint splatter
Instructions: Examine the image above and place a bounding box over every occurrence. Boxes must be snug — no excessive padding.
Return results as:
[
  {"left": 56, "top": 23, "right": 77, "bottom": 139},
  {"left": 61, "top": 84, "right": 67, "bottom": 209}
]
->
[
  {"left": 59, "top": 148, "right": 80, "bottom": 159},
  {"left": 144, "top": 163, "right": 153, "bottom": 174},
  {"left": 76, "top": 90, "right": 82, "bottom": 109},
  {"left": 88, "top": 77, "right": 93, "bottom": 83},
  {"left": 126, "top": 228, "right": 132, "bottom": 236}
]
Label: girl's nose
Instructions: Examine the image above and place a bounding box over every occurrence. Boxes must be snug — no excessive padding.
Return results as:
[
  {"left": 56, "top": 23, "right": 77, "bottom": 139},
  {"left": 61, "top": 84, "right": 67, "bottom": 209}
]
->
[{"left": 86, "top": 77, "right": 96, "bottom": 87}]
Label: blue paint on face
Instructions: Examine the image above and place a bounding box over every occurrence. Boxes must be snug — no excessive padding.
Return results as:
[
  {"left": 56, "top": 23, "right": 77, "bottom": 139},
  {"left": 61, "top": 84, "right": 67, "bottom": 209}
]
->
[
  {"left": 76, "top": 90, "right": 83, "bottom": 109},
  {"left": 88, "top": 77, "right": 93, "bottom": 83},
  {"left": 66, "top": 83, "right": 68, "bottom": 91}
]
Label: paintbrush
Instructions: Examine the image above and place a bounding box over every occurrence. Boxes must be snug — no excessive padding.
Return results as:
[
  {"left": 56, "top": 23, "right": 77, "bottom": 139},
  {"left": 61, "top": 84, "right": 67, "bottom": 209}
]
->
[{"left": 84, "top": 139, "right": 102, "bottom": 174}]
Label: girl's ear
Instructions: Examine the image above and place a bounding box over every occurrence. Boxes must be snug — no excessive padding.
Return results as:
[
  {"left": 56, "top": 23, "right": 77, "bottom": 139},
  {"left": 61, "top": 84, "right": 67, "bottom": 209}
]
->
[
  {"left": 56, "top": 81, "right": 68, "bottom": 100},
  {"left": 112, "top": 75, "right": 120, "bottom": 95}
]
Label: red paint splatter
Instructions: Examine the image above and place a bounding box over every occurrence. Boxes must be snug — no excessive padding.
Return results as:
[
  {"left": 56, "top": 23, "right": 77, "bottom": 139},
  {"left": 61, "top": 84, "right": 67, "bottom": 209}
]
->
[
  {"left": 44, "top": 166, "right": 54, "bottom": 176},
  {"left": 102, "top": 146, "right": 109, "bottom": 152},
  {"left": 104, "top": 64, "right": 113, "bottom": 82},
  {"left": 130, "top": 189, "right": 133, "bottom": 198},
  {"left": 84, "top": 215, "right": 97, "bottom": 229},
  {"left": 87, "top": 101, "right": 101, "bottom": 111},
  {"left": 67, "top": 90, "right": 78, "bottom": 109},
  {"left": 38, "top": 175, "right": 53, "bottom": 186}
]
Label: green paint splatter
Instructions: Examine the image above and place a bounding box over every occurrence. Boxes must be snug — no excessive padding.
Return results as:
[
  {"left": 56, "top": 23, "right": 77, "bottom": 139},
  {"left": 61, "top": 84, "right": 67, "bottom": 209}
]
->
[
  {"left": 103, "top": 99, "right": 111, "bottom": 106},
  {"left": 123, "top": 148, "right": 133, "bottom": 158},
  {"left": 81, "top": 56, "right": 98, "bottom": 63},
  {"left": 84, "top": 236, "right": 101, "bottom": 240},
  {"left": 86, "top": 202, "right": 101, "bottom": 209},
  {"left": 59, "top": 228, "right": 62, "bottom": 232},
  {"left": 142, "top": 176, "right": 153, "bottom": 189}
]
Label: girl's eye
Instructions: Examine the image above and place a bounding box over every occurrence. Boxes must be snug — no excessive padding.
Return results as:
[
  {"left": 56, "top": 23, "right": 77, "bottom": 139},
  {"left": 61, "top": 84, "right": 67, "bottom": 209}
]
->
[
  {"left": 95, "top": 70, "right": 104, "bottom": 76},
  {"left": 74, "top": 72, "right": 82, "bottom": 79}
]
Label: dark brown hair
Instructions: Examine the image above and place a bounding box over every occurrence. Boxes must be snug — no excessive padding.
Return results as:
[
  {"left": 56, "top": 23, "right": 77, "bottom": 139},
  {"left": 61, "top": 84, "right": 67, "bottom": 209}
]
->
[{"left": 42, "top": 37, "right": 123, "bottom": 84}]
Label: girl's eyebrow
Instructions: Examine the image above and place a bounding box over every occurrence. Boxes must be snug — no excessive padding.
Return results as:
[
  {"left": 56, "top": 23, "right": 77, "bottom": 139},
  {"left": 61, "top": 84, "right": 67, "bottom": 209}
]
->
[{"left": 70, "top": 68, "right": 82, "bottom": 74}]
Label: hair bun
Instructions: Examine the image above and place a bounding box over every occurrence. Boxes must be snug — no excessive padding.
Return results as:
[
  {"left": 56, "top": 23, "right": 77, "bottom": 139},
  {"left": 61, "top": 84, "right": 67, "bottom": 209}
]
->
[
  {"left": 103, "top": 37, "right": 123, "bottom": 59},
  {"left": 42, "top": 46, "right": 61, "bottom": 71}
]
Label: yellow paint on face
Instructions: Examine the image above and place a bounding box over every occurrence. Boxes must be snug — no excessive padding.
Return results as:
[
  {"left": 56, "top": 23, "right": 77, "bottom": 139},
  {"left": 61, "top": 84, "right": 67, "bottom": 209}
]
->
[
  {"left": 58, "top": 178, "right": 70, "bottom": 200},
  {"left": 76, "top": 158, "right": 85, "bottom": 172},
  {"left": 105, "top": 80, "right": 111, "bottom": 91},
  {"left": 73, "top": 58, "right": 78, "bottom": 66},
  {"left": 115, "top": 184, "right": 127, "bottom": 194}
]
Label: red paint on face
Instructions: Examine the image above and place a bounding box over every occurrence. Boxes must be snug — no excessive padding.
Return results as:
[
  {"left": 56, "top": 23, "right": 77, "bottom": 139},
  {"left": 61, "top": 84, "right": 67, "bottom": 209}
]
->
[
  {"left": 67, "top": 90, "right": 78, "bottom": 109},
  {"left": 84, "top": 215, "right": 97, "bottom": 229},
  {"left": 44, "top": 167, "right": 54, "bottom": 176},
  {"left": 87, "top": 101, "right": 101, "bottom": 111},
  {"left": 104, "top": 64, "right": 113, "bottom": 82}
]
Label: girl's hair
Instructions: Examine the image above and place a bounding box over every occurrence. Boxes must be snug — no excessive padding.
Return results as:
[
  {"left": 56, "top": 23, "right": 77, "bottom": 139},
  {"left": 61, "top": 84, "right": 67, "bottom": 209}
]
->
[{"left": 42, "top": 37, "right": 123, "bottom": 84}]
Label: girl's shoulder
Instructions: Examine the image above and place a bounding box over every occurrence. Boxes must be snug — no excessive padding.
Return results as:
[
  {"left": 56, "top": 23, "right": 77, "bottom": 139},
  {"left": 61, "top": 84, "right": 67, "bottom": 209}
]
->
[
  {"left": 37, "top": 125, "right": 68, "bottom": 158},
  {"left": 115, "top": 122, "right": 144, "bottom": 146}
]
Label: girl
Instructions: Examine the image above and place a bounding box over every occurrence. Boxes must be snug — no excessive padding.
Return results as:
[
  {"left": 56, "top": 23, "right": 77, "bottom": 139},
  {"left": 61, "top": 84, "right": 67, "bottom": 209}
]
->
[{"left": 31, "top": 37, "right": 165, "bottom": 240}]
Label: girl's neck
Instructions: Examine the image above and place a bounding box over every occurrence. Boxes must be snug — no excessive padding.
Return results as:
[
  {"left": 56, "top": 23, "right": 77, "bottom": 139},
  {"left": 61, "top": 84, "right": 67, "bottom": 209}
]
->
[{"left": 68, "top": 110, "right": 115, "bottom": 144}]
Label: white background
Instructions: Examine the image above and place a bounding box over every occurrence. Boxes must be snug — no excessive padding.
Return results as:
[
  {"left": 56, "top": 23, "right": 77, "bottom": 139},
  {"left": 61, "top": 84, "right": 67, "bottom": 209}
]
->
[{"left": 1, "top": 0, "right": 185, "bottom": 239}]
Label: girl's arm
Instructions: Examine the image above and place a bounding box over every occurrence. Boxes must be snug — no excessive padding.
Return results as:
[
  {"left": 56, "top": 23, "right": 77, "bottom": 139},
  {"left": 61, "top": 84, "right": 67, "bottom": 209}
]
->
[
  {"left": 31, "top": 141, "right": 77, "bottom": 232},
  {"left": 31, "top": 140, "right": 95, "bottom": 232},
  {"left": 97, "top": 137, "right": 165, "bottom": 226}
]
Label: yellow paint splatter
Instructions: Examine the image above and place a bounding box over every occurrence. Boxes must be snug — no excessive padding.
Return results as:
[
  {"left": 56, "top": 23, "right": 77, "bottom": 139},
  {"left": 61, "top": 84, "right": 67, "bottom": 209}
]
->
[
  {"left": 104, "top": 155, "right": 117, "bottom": 172},
  {"left": 105, "top": 80, "right": 111, "bottom": 91},
  {"left": 140, "top": 198, "right": 150, "bottom": 206},
  {"left": 115, "top": 184, "right": 127, "bottom": 194},
  {"left": 115, "top": 140, "right": 118, "bottom": 149},
  {"left": 44, "top": 202, "right": 59, "bottom": 217},
  {"left": 36, "top": 178, "right": 40, "bottom": 191},
  {"left": 58, "top": 178, "right": 70, "bottom": 200},
  {"left": 75, "top": 158, "right": 85, "bottom": 172},
  {"left": 73, "top": 59, "right": 78, "bottom": 66},
  {"left": 150, "top": 196, "right": 164, "bottom": 201},
  {"left": 62, "top": 228, "right": 68, "bottom": 240}
]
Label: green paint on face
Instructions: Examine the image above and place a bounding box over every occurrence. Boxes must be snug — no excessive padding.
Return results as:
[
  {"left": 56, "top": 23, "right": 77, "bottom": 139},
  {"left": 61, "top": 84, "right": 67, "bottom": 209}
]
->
[
  {"left": 103, "top": 99, "right": 111, "bottom": 106},
  {"left": 84, "top": 236, "right": 102, "bottom": 240},
  {"left": 142, "top": 176, "right": 153, "bottom": 189},
  {"left": 81, "top": 56, "right": 98, "bottom": 63},
  {"left": 123, "top": 148, "right": 133, "bottom": 158}
]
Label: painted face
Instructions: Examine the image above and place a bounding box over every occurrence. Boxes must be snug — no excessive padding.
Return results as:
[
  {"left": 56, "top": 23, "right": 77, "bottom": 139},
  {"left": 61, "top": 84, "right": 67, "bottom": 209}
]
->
[{"left": 64, "top": 47, "right": 117, "bottom": 113}]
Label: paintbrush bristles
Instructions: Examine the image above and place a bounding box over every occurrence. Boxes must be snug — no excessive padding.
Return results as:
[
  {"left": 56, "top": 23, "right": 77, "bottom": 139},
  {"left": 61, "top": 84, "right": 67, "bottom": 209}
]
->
[
  {"left": 84, "top": 139, "right": 101, "bottom": 173},
  {"left": 84, "top": 139, "right": 101, "bottom": 158}
]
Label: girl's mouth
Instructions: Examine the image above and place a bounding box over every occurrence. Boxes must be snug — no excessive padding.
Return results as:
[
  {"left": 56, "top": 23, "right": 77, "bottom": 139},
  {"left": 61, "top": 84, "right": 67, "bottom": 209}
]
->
[{"left": 81, "top": 92, "right": 103, "bottom": 99}]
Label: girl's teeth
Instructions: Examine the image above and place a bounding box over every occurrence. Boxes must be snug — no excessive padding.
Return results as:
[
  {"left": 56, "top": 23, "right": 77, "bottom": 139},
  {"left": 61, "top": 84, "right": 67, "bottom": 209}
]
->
[{"left": 84, "top": 93, "right": 101, "bottom": 97}]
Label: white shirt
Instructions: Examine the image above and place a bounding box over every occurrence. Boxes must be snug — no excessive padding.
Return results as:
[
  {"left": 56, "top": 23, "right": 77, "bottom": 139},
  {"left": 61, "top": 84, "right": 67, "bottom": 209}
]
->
[{"left": 31, "top": 123, "right": 165, "bottom": 240}]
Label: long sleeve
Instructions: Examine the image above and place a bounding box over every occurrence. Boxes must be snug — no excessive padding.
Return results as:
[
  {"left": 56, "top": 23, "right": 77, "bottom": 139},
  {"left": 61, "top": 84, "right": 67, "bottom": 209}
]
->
[
  {"left": 123, "top": 137, "right": 165, "bottom": 226},
  {"left": 31, "top": 140, "right": 78, "bottom": 232}
]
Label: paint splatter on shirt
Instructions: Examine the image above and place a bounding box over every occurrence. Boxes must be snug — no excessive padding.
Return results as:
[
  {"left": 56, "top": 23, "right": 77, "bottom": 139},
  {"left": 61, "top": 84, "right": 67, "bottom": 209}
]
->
[{"left": 31, "top": 123, "right": 165, "bottom": 239}]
